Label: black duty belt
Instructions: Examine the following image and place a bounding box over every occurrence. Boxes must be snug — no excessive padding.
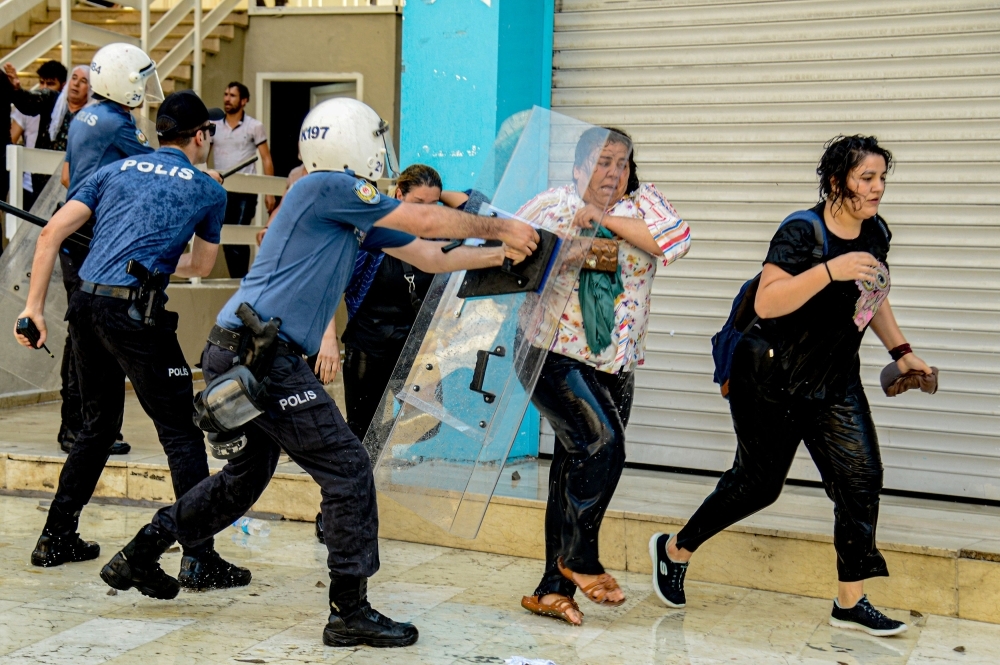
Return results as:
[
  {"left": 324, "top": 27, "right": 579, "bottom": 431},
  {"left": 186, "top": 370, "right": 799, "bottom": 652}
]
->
[
  {"left": 208, "top": 324, "right": 304, "bottom": 358},
  {"left": 79, "top": 281, "right": 138, "bottom": 301}
]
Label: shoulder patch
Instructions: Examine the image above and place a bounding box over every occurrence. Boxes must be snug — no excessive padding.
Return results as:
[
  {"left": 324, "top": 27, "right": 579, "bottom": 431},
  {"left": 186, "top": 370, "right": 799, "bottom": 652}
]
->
[
  {"left": 135, "top": 128, "right": 150, "bottom": 147},
  {"left": 353, "top": 180, "right": 380, "bottom": 205}
]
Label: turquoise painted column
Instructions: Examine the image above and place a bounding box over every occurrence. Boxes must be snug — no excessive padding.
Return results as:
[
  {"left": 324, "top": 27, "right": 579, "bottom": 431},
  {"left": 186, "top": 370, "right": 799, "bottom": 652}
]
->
[
  {"left": 399, "top": 0, "right": 555, "bottom": 458},
  {"left": 399, "top": 0, "right": 554, "bottom": 190}
]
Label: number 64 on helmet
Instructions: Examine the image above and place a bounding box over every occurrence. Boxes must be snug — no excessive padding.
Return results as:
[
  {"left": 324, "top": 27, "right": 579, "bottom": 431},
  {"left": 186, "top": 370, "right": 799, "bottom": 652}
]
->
[{"left": 89, "top": 43, "right": 164, "bottom": 108}]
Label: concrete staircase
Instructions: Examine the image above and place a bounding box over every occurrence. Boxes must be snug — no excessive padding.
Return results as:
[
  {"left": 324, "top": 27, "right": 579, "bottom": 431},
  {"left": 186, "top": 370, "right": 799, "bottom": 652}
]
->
[{"left": 0, "top": 6, "right": 248, "bottom": 93}]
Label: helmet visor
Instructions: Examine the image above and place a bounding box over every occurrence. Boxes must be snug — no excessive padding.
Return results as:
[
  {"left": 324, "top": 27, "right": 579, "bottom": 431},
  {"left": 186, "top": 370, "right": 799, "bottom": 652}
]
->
[
  {"left": 141, "top": 62, "right": 164, "bottom": 104},
  {"left": 375, "top": 119, "right": 400, "bottom": 178},
  {"left": 383, "top": 134, "right": 400, "bottom": 179}
]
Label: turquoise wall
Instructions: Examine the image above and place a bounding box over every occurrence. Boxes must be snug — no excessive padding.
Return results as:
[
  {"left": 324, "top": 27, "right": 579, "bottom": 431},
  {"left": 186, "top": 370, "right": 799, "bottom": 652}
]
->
[
  {"left": 399, "top": 0, "right": 554, "bottom": 191},
  {"left": 399, "top": 0, "right": 554, "bottom": 458}
]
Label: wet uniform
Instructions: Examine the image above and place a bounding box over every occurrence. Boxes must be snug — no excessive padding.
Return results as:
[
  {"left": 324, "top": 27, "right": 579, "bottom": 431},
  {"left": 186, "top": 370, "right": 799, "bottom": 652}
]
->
[
  {"left": 45, "top": 148, "right": 226, "bottom": 552},
  {"left": 676, "top": 204, "right": 893, "bottom": 583},
  {"left": 58, "top": 100, "right": 155, "bottom": 443},
  {"left": 152, "top": 170, "right": 413, "bottom": 579}
]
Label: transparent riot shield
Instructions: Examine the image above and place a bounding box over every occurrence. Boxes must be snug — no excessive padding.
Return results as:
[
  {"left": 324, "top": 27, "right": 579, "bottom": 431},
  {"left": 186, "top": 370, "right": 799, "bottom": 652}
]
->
[
  {"left": 364, "top": 107, "right": 629, "bottom": 538},
  {"left": 0, "top": 167, "right": 69, "bottom": 395}
]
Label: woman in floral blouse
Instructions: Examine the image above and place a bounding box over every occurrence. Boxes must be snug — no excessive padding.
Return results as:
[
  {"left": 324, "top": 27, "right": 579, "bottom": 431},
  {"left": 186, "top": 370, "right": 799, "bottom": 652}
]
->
[{"left": 518, "top": 127, "right": 690, "bottom": 626}]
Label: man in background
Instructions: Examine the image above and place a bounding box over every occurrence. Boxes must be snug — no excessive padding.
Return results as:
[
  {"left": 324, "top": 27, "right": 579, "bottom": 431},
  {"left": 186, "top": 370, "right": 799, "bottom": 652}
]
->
[
  {"left": 211, "top": 81, "right": 275, "bottom": 278},
  {"left": 9, "top": 60, "right": 67, "bottom": 209}
]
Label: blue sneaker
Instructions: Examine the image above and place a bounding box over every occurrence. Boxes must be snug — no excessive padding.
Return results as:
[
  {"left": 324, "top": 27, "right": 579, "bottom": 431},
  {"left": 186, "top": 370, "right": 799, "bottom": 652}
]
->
[
  {"left": 649, "top": 532, "right": 687, "bottom": 608},
  {"left": 830, "top": 595, "right": 907, "bottom": 637}
]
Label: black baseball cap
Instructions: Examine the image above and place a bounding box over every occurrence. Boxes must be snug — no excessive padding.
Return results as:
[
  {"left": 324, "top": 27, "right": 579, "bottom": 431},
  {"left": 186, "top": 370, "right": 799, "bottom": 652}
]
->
[{"left": 156, "top": 90, "right": 224, "bottom": 139}]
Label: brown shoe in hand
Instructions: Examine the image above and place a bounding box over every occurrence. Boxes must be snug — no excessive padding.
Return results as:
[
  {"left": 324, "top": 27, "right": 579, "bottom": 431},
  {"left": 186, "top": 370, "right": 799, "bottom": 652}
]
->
[{"left": 881, "top": 363, "right": 939, "bottom": 397}]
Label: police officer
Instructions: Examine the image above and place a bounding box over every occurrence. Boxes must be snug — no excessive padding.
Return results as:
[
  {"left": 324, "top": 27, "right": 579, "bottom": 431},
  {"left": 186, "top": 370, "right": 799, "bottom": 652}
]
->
[
  {"left": 56, "top": 43, "right": 163, "bottom": 455},
  {"left": 97, "top": 98, "right": 539, "bottom": 648},
  {"left": 13, "top": 90, "right": 250, "bottom": 592}
]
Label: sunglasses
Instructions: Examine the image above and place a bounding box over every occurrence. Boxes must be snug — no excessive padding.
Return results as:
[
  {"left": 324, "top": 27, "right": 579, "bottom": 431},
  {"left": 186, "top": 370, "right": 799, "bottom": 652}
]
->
[{"left": 198, "top": 123, "right": 217, "bottom": 137}]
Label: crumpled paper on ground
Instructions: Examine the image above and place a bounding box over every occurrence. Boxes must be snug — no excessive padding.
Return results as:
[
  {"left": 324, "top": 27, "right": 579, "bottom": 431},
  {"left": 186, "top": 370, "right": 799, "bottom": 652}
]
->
[{"left": 506, "top": 657, "right": 558, "bottom": 665}]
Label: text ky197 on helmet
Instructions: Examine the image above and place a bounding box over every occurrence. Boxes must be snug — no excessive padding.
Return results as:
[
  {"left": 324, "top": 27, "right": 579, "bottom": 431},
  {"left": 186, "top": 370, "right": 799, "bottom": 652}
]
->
[
  {"left": 89, "top": 43, "right": 164, "bottom": 108},
  {"left": 298, "top": 98, "right": 400, "bottom": 181}
]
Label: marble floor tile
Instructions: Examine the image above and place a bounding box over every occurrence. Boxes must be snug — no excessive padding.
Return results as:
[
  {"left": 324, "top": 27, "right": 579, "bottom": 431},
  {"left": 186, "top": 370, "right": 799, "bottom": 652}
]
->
[
  {"left": 907, "top": 615, "right": 1000, "bottom": 664},
  {"left": 0, "top": 617, "right": 193, "bottom": 665},
  {"left": 0, "top": 495, "right": 998, "bottom": 665}
]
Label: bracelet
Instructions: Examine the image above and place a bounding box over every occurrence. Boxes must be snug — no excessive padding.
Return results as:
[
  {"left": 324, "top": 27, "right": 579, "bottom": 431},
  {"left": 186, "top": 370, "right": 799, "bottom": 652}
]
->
[
  {"left": 890, "top": 343, "right": 912, "bottom": 361},
  {"left": 823, "top": 262, "right": 833, "bottom": 283}
]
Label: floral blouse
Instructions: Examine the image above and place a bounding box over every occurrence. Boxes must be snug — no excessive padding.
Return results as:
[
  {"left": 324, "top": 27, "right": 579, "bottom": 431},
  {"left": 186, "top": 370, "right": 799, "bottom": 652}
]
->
[{"left": 515, "top": 183, "right": 690, "bottom": 373}]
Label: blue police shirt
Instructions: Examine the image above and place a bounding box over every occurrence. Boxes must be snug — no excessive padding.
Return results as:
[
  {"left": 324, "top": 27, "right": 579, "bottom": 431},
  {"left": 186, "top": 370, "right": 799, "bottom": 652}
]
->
[
  {"left": 72, "top": 147, "right": 226, "bottom": 286},
  {"left": 65, "top": 100, "right": 154, "bottom": 201},
  {"left": 216, "top": 171, "right": 414, "bottom": 356}
]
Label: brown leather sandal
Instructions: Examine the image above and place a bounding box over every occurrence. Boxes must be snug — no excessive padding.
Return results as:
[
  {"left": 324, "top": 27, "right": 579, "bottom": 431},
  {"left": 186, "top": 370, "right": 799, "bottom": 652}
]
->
[
  {"left": 521, "top": 594, "right": 584, "bottom": 625},
  {"left": 557, "top": 557, "right": 626, "bottom": 607}
]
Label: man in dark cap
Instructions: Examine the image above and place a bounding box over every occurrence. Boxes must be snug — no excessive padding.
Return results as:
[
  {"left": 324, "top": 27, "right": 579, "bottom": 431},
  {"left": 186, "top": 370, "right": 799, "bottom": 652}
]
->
[{"left": 13, "top": 90, "right": 251, "bottom": 592}]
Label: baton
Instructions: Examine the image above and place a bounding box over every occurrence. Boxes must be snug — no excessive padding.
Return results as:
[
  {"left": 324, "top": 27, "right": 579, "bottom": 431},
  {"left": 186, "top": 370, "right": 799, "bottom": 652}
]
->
[
  {"left": 0, "top": 200, "right": 92, "bottom": 249},
  {"left": 218, "top": 155, "right": 259, "bottom": 181}
]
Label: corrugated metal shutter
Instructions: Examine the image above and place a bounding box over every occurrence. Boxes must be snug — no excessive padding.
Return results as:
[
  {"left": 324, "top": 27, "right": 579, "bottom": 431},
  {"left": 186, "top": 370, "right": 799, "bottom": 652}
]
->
[{"left": 548, "top": 0, "right": 1000, "bottom": 500}]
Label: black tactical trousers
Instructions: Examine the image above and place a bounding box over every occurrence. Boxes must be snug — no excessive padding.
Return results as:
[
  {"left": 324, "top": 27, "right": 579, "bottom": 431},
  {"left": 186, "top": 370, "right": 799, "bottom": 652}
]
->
[
  {"left": 153, "top": 343, "right": 380, "bottom": 578},
  {"left": 58, "top": 246, "right": 85, "bottom": 434},
  {"left": 676, "top": 346, "right": 888, "bottom": 583},
  {"left": 529, "top": 352, "right": 634, "bottom": 599},
  {"left": 341, "top": 343, "right": 403, "bottom": 441},
  {"left": 49, "top": 292, "right": 211, "bottom": 552}
]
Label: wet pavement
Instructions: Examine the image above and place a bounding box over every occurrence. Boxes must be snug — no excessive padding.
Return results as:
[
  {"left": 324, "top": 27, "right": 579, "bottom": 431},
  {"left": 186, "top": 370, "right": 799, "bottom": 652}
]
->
[{"left": 0, "top": 495, "right": 998, "bottom": 664}]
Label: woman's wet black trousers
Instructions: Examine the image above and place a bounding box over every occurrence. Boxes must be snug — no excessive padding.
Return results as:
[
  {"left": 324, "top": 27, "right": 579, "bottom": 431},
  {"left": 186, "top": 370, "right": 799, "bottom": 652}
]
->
[
  {"left": 676, "top": 365, "right": 889, "bottom": 583},
  {"left": 529, "top": 352, "right": 634, "bottom": 598}
]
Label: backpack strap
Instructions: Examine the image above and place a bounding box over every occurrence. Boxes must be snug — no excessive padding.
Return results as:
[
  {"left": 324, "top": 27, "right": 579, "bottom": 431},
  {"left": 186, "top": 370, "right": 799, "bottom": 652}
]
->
[
  {"left": 779, "top": 209, "right": 827, "bottom": 265},
  {"left": 873, "top": 214, "right": 891, "bottom": 245}
]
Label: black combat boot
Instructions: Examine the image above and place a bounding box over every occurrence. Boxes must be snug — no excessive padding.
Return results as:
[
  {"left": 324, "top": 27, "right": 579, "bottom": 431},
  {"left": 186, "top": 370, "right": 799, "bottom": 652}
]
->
[
  {"left": 100, "top": 523, "right": 180, "bottom": 599},
  {"left": 178, "top": 545, "right": 252, "bottom": 590},
  {"left": 31, "top": 531, "right": 100, "bottom": 567},
  {"left": 323, "top": 576, "right": 419, "bottom": 648},
  {"left": 31, "top": 505, "right": 100, "bottom": 567}
]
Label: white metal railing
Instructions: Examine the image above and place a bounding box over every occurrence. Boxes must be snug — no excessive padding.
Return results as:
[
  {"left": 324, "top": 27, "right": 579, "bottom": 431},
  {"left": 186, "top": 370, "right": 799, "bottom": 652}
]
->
[
  {"left": 248, "top": 0, "right": 400, "bottom": 15},
  {"left": 1, "top": 0, "right": 242, "bottom": 95},
  {"left": 4, "top": 145, "right": 284, "bottom": 277}
]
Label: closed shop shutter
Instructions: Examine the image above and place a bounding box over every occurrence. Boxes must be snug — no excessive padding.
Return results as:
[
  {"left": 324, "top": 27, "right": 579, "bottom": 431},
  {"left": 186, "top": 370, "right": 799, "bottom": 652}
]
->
[{"left": 548, "top": 0, "right": 1000, "bottom": 500}]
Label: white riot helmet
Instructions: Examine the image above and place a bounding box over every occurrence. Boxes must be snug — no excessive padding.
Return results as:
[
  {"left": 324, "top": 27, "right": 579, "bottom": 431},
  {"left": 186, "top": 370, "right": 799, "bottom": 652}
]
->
[
  {"left": 298, "top": 98, "right": 399, "bottom": 180},
  {"left": 89, "top": 43, "right": 164, "bottom": 108}
]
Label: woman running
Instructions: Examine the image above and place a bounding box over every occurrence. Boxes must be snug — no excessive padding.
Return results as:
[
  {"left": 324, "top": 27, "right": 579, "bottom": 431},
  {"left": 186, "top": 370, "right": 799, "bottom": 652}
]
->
[{"left": 649, "top": 135, "right": 932, "bottom": 637}]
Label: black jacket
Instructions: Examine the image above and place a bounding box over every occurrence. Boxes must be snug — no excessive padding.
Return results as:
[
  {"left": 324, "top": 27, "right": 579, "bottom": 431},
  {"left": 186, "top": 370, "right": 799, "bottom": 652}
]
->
[
  {"left": 0, "top": 74, "right": 12, "bottom": 199},
  {"left": 11, "top": 87, "right": 59, "bottom": 150}
]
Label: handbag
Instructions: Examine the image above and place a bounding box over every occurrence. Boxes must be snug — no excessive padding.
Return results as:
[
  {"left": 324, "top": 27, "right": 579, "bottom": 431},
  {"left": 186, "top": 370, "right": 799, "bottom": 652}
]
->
[{"left": 584, "top": 237, "right": 619, "bottom": 272}]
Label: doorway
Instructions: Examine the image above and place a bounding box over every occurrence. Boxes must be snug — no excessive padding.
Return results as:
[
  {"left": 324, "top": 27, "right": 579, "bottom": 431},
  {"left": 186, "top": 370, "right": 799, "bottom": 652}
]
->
[{"left": 255, "top": 73, "right": 363, "bottom": 178}]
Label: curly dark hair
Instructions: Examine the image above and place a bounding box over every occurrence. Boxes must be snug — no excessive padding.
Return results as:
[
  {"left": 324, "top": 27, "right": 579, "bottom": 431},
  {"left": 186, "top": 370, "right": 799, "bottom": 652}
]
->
[
  {"left": 817, "top": 135, "right": 893, "bottom": 211},
  {"left": 573, "top": 126, "right": 638, "bottom": 195},
  {"left": 396, "top": 163, "right": 442, "bottom": 197},
  {"left": 37, "top": 60, "right": 67, "bottom": 84}
]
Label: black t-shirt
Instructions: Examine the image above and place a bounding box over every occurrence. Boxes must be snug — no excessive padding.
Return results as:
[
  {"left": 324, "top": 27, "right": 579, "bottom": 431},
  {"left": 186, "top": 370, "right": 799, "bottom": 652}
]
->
[
  {"left": 343, "top": 192, "right": 474, "bottom": 357},
  {"left": 746, "top": 203, "right": 892, "bottom": 400},
  {"left": 341, "top": 255, "right": 434, "bottom": 357}
]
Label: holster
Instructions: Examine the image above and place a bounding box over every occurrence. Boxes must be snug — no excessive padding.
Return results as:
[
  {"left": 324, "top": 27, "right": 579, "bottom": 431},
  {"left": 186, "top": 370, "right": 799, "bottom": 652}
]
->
[{"left": 125, "top": 259, "right": 174, "bottom": 329}]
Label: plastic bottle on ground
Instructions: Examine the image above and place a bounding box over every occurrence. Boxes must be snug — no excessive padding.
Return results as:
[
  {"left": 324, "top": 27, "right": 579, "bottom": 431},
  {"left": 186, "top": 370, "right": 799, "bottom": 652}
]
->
[{"left": 232, "top": 516, "right": 271, "bottom": 537}]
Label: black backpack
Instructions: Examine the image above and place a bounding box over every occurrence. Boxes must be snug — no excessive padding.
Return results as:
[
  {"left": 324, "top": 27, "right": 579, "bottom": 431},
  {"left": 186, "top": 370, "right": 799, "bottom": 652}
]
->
[{"left": 710, "top": 209, "right": 827, "bottom": 399}]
